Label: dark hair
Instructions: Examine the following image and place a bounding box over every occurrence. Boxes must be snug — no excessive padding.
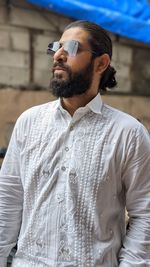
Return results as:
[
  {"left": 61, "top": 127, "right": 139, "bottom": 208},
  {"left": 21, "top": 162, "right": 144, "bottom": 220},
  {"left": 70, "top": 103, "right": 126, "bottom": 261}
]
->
[{"left": 65, "top": 20, "right": 117, "bottom": 92}]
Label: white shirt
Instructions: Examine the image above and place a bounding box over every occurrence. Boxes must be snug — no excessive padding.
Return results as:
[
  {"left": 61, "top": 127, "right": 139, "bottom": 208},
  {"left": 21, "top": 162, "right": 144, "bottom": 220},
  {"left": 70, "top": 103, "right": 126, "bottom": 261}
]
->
[{"left": 0, "top": 94, "right": 150, "bottom": 267}]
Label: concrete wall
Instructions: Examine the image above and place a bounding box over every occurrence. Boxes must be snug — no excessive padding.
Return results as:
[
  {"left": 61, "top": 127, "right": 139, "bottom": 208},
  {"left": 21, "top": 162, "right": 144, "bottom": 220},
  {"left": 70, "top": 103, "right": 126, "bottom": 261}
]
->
[{"left": 0, "top": 0, "right": 150, "bottom": 150}]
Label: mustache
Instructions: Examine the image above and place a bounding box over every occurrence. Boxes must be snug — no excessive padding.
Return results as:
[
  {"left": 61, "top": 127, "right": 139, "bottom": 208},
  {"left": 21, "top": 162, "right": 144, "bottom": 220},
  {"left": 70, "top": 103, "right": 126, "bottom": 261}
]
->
[{"left": 52, "top": 62, "right": 70, "bottom": 72}]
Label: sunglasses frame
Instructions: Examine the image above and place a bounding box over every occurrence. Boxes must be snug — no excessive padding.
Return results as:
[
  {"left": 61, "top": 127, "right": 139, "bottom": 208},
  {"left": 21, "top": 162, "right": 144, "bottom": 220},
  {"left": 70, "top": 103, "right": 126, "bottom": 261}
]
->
[{"left": 47, "top": 40, "right": 98, "bottom": 57}]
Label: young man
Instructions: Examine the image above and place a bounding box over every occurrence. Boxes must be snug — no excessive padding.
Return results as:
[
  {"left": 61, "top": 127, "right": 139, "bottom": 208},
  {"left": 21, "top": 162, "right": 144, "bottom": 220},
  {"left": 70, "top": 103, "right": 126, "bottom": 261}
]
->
[{"left": 0, "top": 20, "right": 150, "bottom": 267}]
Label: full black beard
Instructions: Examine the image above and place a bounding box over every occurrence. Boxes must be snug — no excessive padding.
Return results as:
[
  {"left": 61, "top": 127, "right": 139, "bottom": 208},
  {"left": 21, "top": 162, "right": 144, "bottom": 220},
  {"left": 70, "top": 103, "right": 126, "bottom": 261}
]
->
[{"left": 49, "top": 59, "right": 94, "bottom": 98}]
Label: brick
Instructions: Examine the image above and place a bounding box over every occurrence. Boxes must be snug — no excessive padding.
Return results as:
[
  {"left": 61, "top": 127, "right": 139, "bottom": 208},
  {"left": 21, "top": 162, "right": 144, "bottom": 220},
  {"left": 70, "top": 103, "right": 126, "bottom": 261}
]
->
[
  {"left": 34, "top": 52, "right": 53, "bottom": 71},
  {"left": 112, "top": 43, "right": 132, "bottom": 65},
  {"left": 0, "top": 24, "right": 29, "bottom": 34},
  {"left": 0, "top": 30, "right": 10, "bottom": 49},
  {"left": 0, "top": 50, "right": 30, "bottom": 68},
  {"left": 10, "top": 7, "right": 56, "bottom": 31},
  {"left": 10, "top": 0, "right": 35, "bottom": 10},
  {"left": 34, "top": 69, "right": 50, "bottom": 87},
  {"left": 47, "top": 14, "right": 72, "bottom": 32},
  {"left": 112, "top": 61, "right": 130, "bottom": 79},
  {"left": 34, "top": 34, "right": 55, "bottom": 53},
  {"left": 9, "top": 5, "right": 72, "bottom": 32},
  {"left": 132, "top": 48, "right": 150, "bottom": 95},
  {"left": 0, "top": 25, "right": 30, "bottom": 50},
  {"left": 115, "top": 77, "right": 131, "bottom": 93},
  {"left": 33, "top": 10, "right": 72, "bottom": 33},
  {"left": 33, "top": 51, "right": 53, "bottom": 87},
  {"left": 10, "top": 31, "right": 30, "bottom": 51},
  {"left": 0, "top": 6, "right": 7, "bottom": 24},
  {"left": 0, "top": 66, "right": 30, "bottom": 85}
]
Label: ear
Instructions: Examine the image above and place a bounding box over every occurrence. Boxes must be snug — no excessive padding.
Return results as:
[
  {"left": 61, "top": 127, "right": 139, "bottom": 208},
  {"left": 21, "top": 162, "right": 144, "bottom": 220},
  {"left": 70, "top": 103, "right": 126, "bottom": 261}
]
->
[{"left": 95, "top": 54, "right": 110, "bottom": 74}]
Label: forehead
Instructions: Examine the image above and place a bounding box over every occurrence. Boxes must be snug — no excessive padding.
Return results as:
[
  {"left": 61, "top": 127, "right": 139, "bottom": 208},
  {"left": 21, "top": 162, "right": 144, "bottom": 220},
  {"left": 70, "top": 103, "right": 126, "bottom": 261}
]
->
[{"left": 60, "top": 27, "right": 90, "bottom": 45}]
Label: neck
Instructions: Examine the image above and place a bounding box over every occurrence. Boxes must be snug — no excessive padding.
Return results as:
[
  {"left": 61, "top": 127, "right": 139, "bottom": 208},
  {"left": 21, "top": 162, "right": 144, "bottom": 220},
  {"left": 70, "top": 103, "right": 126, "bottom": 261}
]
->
[{"left": 61, "top": 92, "right": 98, "bottom": 116}]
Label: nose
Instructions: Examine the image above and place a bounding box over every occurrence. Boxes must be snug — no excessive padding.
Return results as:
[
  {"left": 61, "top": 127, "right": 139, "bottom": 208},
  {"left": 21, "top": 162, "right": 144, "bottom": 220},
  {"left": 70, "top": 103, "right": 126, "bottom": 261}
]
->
[{"left": 53, "top": 47, "right": 67, "bottom": 62}]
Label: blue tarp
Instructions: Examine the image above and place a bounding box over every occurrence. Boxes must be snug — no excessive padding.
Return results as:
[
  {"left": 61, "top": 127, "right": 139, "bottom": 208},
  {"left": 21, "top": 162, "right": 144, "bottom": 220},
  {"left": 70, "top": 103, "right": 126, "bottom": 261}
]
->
[{"left": 27, "top": 0, "right": 150, "bottom": 43}]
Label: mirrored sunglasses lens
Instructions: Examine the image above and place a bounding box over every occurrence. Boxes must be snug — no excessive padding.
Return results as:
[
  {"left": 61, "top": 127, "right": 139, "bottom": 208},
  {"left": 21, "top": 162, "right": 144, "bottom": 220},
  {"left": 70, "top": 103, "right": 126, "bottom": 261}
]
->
[
  {"left": 47, "top": 42, "right": 60, "bottom": 54},
  {"left": 64, "top": 40, "right": 79, "bottom": 56}
]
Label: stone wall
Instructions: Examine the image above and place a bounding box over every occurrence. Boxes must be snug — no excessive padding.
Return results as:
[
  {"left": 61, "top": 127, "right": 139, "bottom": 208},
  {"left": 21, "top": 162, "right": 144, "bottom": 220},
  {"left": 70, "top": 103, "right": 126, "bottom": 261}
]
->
[{"left": 0, "top": 0, "right": 72, "bottom": 88}]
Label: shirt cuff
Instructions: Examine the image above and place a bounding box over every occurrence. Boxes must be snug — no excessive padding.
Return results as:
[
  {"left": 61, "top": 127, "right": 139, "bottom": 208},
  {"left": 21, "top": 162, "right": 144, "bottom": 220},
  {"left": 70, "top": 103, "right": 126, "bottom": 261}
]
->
[{"left": 0, "top": 257, "right": 7, "bottom": 267}]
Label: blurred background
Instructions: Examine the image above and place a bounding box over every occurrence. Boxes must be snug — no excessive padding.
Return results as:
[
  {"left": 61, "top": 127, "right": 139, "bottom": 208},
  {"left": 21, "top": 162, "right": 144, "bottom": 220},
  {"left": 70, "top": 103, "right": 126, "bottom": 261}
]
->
[
  {"left": 0, "top": 0, "right": 150, "bottom": 161},
  {"left": 0, "top": 1, "right": 150, "bottom": 265}
]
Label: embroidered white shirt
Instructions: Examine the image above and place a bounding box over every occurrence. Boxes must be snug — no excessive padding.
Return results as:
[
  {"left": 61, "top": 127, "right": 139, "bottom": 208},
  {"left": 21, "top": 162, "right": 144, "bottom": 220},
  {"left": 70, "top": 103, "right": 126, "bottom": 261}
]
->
[{"left": 0, "top": 94, "right": 150, "bottom": 267}]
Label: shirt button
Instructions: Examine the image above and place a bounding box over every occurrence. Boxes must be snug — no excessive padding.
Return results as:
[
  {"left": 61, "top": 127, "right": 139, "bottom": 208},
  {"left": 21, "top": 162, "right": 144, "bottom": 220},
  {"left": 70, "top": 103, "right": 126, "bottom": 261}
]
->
[
  {"left": 70, "top": 125, "right": 74, "bottom": 131},
  {"left": 65, "top": 147, "right": 69, "bottom": 151},
  {"left": 61, "top": 166, "right": 66, "bottom": 171}
]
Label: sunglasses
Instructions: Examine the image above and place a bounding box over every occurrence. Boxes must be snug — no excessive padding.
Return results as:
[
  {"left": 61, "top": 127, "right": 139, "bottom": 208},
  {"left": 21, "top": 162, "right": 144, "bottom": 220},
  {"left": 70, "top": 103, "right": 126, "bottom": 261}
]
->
[{"left": 47, "top": 40, "right": 97, "bottom": 57}]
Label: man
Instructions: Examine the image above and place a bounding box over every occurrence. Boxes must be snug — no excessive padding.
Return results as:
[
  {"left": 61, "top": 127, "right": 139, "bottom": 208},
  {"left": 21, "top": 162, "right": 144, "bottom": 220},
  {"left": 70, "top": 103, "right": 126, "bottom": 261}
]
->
[{"left": 0, "top": 20, "right": 150, "bottom": 267}]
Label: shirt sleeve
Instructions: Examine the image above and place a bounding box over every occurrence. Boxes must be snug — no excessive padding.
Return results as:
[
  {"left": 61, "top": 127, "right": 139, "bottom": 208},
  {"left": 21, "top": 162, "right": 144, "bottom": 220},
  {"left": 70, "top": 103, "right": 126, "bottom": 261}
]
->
[
  {"left": 119, "top": 124, "right": 150, "bottom": 266},
  {"left": 0, "top": 122, "right": 23, "bottom": 267}
]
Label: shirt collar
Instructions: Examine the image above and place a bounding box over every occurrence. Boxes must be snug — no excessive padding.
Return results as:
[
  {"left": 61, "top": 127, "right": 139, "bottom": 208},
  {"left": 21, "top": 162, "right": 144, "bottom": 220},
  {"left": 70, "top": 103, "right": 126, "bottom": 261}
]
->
[
  {"left": 56, "top": 93, "right": 103, "bottom": 115},
  {"left": 86, "top": 93, "right": 103, "bottom": 114}
]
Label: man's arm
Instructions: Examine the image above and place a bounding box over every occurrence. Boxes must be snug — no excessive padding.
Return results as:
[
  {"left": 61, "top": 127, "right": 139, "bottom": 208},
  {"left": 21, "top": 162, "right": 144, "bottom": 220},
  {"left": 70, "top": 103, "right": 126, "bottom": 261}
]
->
[
  {"left": 0, "top": 124, "right": 23, "bottom": 267},
  {"left": 119, "top": 125, "right": 150, "bottom": 266}
]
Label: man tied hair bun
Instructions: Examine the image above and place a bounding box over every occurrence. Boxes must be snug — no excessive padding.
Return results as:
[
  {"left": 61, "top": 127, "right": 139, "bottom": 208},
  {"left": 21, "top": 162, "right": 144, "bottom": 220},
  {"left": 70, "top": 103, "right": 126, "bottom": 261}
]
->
[{"left": 100, "top": 65, "right": 117, "bottom": 92}]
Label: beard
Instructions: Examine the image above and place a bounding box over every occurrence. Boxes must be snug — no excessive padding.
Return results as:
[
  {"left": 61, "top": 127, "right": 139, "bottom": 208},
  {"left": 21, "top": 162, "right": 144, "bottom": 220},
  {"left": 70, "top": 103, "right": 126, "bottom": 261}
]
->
[{"left": 49, "top": 59, "right": 94, "bottom": 98}]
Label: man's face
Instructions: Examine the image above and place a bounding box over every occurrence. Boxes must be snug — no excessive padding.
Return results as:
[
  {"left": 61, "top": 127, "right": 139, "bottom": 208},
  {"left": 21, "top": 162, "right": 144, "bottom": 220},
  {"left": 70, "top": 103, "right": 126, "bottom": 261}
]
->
[{"left": 49, "top": 27, "right": 96, "bottom": 98}]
